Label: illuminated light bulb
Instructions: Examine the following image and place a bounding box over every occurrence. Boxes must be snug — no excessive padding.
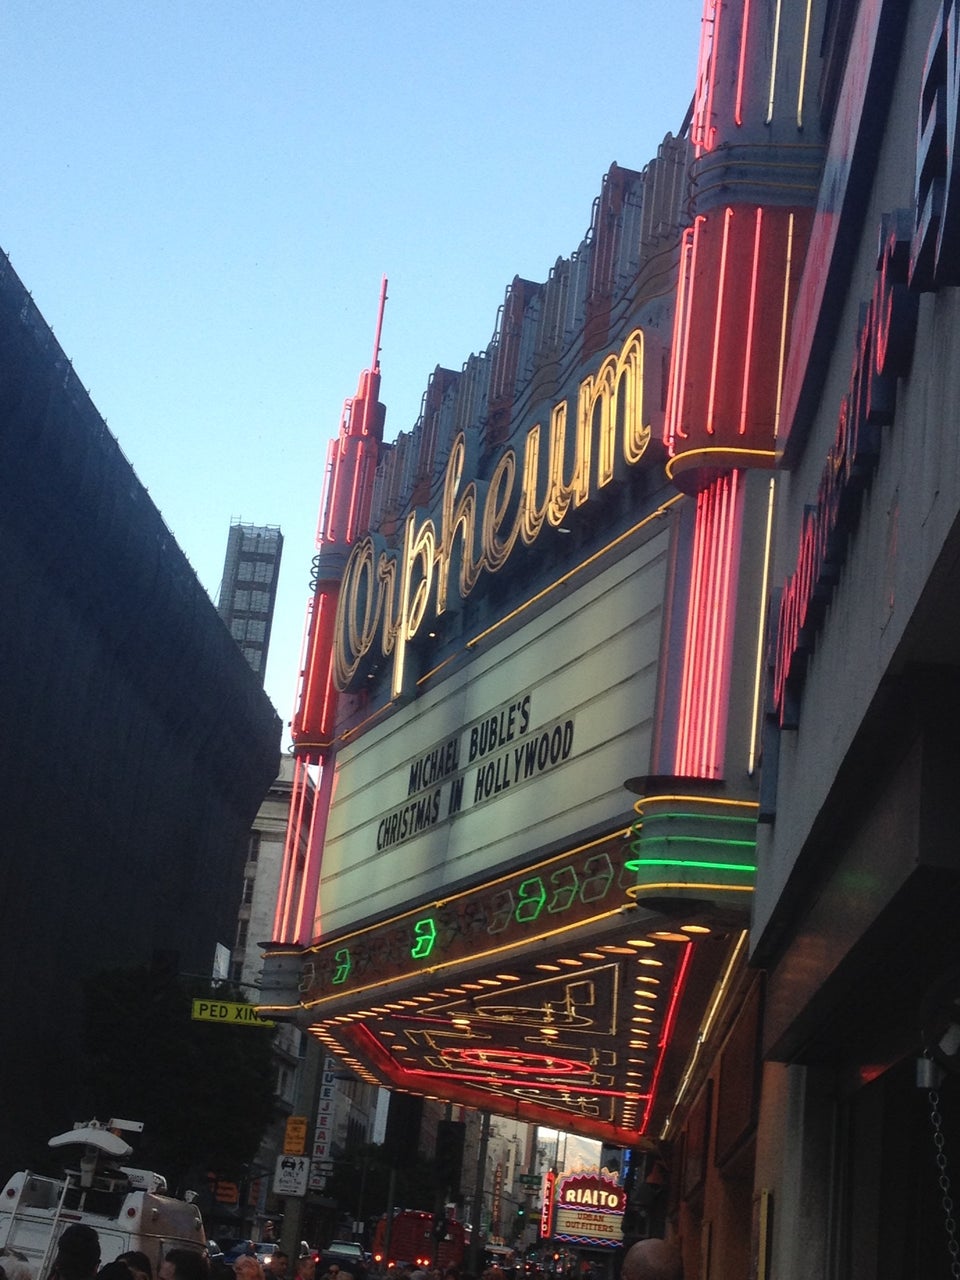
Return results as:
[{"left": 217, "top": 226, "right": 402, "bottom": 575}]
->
[
  {"left": 681, "top": 924, "right": 711, "bottom": 933},
  {"left": 541, "top": 1027, "right": 560, "bottom": 1037},
  {"left": 477, "top": 978, "right": 501, "bottom": 986},
  {"left": 557, "top": 958, "right": 583, "bottom": 967},
  {"left": 495, "top": 973, "right": 521, "bottom": 981},
  {"left": 650, "top": 931, "right": 692, "bottom": 943},
  {"left": 536, "top": 963, "right": 561, "bottom": 971},
  {"left": 580, "top": 952, "right": 606, "bottom": 960},
  {"left": 626, "top": 939, "right": 656, "bottom": 948},
  {"left": 639, "top": 958, "right": 664, "bottom": 967},
  {"left": 633, "top": 1004, "right": 655, "bottom": 1012}
]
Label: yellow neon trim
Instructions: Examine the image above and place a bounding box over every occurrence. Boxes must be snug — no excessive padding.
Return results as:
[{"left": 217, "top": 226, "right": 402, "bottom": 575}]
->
[
  {"left": 625, "top": 882, "right": 754, "bottom": 897},
  {"left": 633, "top": 794, "right": 759, "bottom": 813},
  {"left": 299, "top": 903, "right": 633, "bottom": 1011},
  {"left": 296, "top": 826, "right": 630, "bottom": 960},
  {"left": 662, "top": 929, "right": 749, "bottom": 1137},
  {"left": 415, "top": 495, "right": 683, "bottom": 687},
  {"left": 767, "top": 0, "right": 783, "bottom": 123},
  {"left": 797, "top": 0, "right": 813, "bottom": 129},
  {"left": 463, "top": 496, "right": 683, "bottom": 650},
  {"left": 665, "top": 447, "right": 777, "bottom": 479},
  {"left": 748, "top": 477, "right": 777, "bottom": 775},
  {"left": 774, "top": 213, "right": 795, "bottom": 439}
]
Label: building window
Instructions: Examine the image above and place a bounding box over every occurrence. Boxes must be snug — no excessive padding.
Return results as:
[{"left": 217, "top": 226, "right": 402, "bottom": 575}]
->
[
  {"left": 242, "top": 647, "right": 263, "bottom": 670},
  {"left": 237, "top": 561, "right": 254, "bottom": 581},
  {"left": 253, "top": 561, "right": 274, "bottom": 583},
  {"left": 233, "top": 589, "right": 250, "bottom": 610},
  {"left": 231, "top": 619, "right": 246, "bottom": 640},
  {"left": 248, "top": 833, "right": 261, "bottom": 862},
  {"left": 250, "top": 590, "right": 271, "bottom": 613},
  {"left": 245, "top": 619, "right": 266, "bottom": 642},
  {"left": 242, "top": 877, "right": 255, "bottom": 905},
  {"left": 235, "top": 919, "right": 248, "bottom": 950}
]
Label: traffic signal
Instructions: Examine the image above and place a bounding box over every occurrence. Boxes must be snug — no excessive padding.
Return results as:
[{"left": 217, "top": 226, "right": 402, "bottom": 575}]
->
[
  {"left": 384, "top": 1093, "right": 424, "bottom": 1168},
  {"left": 435, "top": 1119, "right": 466, "bottom": 1195}
]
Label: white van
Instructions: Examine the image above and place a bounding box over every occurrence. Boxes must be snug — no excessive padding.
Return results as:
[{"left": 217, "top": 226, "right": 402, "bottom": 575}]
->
[{"left": 0, "top": 1121, "right": 207, "bottom": 1280}]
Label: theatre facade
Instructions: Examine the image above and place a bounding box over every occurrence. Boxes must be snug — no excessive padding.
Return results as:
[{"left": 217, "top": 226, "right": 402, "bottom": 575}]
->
[{"left": 262, "top": 0, "right": 960, "bottom": 1275}]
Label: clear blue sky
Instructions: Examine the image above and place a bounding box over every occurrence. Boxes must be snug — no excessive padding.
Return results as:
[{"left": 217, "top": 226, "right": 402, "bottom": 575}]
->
[{"left": 2, "top": 1, "right": 702, "bottom": 735}]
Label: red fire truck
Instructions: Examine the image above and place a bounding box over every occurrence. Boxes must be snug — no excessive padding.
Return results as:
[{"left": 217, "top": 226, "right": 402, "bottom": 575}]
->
[{"left": 371, "top": 1211, "right": 466, "bottom": 1270}]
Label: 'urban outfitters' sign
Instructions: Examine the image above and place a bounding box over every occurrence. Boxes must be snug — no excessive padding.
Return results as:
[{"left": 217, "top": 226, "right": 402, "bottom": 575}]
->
[{"left": 334, "top": 329, "right": 653, "bottom": 699}]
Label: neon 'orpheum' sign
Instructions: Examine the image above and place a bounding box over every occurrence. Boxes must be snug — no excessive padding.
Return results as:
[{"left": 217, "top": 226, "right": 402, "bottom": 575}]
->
[{"left": 333, "top": 329, "right": 653, "bottom": 699}]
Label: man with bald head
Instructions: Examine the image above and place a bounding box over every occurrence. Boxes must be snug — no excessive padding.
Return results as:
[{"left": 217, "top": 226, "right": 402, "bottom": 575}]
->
[{"left": 620, "top": 1238, "right": 682, "bottom": 1280}]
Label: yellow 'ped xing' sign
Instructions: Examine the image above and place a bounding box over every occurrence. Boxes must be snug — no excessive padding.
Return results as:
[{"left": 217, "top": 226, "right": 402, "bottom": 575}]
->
[{"left": 191, "top": 998, "right": 275, "bottom": 1027}]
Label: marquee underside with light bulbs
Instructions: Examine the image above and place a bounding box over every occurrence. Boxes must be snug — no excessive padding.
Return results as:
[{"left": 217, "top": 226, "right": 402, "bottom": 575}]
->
[{"left": 261, "top": 789, "right": 757, "bottom": 1147}]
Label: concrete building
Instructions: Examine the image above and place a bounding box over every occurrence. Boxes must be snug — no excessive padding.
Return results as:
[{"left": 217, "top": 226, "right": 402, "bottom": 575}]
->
[
  {"left": 217, "top": 521, "right": 284, "bottom": 684},
  {"left": 0, "top": 250, "right": 281, "bottom": 1175}
]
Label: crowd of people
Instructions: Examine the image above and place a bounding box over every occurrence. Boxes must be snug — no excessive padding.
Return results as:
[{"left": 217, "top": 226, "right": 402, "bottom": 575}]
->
[
  {"left": 0, "top": 1225, "right": 210, "bottom": 1280},
  {"left": 0, "top": 1228, "right": 680, "bottom": 1280}
]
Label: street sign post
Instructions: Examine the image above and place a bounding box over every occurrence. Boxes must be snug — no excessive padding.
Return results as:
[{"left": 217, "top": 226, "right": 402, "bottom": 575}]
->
[
  {"left": 273, "top": 1154, "right": 310, "bottom": 1197},
  {"left": 284, "top": 1116, "right": 308, "bottom": 1155}
]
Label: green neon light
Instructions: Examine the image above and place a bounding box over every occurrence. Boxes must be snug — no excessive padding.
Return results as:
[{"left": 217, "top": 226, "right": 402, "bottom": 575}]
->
[
  {"left": 634, "top": 811, "right": 757, "bottom": 825},
  {"left": 625, "top": 858, "right": 756, "bottom": 872},
  {"left": 516, "top": 877, "right": 547, "bottom": 923},
  {"left": 631, "top": 835, "right": 756, "bottom": 849},
  {"left": 411, "top": 916, "right": 438, "bottom": 959},
  {"left": 332, "top": 948, "right": 352, "bottom": 984}
]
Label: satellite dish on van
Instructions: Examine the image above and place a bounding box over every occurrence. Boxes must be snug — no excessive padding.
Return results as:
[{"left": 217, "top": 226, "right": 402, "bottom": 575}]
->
[{"left": 48, "top": 1125, "right": 133, "bottom": 1158}]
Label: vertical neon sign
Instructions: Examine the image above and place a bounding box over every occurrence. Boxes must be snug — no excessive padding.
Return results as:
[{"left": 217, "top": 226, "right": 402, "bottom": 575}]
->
[{"left": 540, "top": 1169, "right": 556, "bottom": 1241}]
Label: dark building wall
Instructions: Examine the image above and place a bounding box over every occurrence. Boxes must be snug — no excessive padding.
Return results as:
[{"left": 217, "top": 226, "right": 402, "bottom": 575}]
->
[{"left": 0, "top": 252, "right": 282, "bottom": 1172}]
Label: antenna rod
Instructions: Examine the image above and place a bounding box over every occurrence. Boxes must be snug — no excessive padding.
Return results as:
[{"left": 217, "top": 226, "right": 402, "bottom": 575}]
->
[{"left": 372, "top": 275, "right": 388, "bottom": 372}]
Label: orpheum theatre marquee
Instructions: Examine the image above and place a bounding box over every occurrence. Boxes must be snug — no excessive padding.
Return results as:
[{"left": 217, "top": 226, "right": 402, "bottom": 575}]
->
[{"left": 262, "top": 4, "right": 816, "bottom": 1148}]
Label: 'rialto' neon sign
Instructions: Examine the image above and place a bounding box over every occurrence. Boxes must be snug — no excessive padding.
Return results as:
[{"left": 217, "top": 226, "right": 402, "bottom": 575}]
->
[{"left": 333, "top": 329, "right": 653, "bottom": 699}]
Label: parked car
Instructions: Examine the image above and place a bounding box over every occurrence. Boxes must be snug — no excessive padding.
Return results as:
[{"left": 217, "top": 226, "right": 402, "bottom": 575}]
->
[
  {"left": 319, "top": 1241, "right": 366, "bottom": 1280},
  {"left": 224, "top": 1241, "right": 257, "bottom": 1263}
]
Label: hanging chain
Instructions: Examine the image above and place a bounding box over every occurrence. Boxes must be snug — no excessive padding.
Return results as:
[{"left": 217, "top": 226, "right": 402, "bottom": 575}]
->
[{"left": 929, "top": 1085, "right": 960, "bottom": 1279}]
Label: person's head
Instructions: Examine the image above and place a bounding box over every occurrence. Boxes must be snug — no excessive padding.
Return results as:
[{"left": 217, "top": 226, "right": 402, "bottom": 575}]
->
[
  {"left": 0, "top": 1248, "right": 33, "bottom": 1280},
  {"left": 54, "top": 1225, "right": 101, "bottom": 1280},
  {"left": 118, "top": 1254, "right": 152, "bottom": 1280},
  {"left": 157, "top": 1251, "right": 210, "bottom": 1280},
  {"left": 268, "top": 1255, "right": 288, "bottom": 1280},
  {"left": 295, "top": 1256, "right": 315, "bottom": 1280},
  {"left": 325, "top": 1266, "right": 339, "bottom": 1280},
  {"left": 620, "top": 1239, "right": 682, "bottom": 1280},
  {"left": 98, "top": 1263, "right": 134, "bottom": 1280},
  {"left": 233, "top": 1260, "right": 263, "bottom": 1280}
]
